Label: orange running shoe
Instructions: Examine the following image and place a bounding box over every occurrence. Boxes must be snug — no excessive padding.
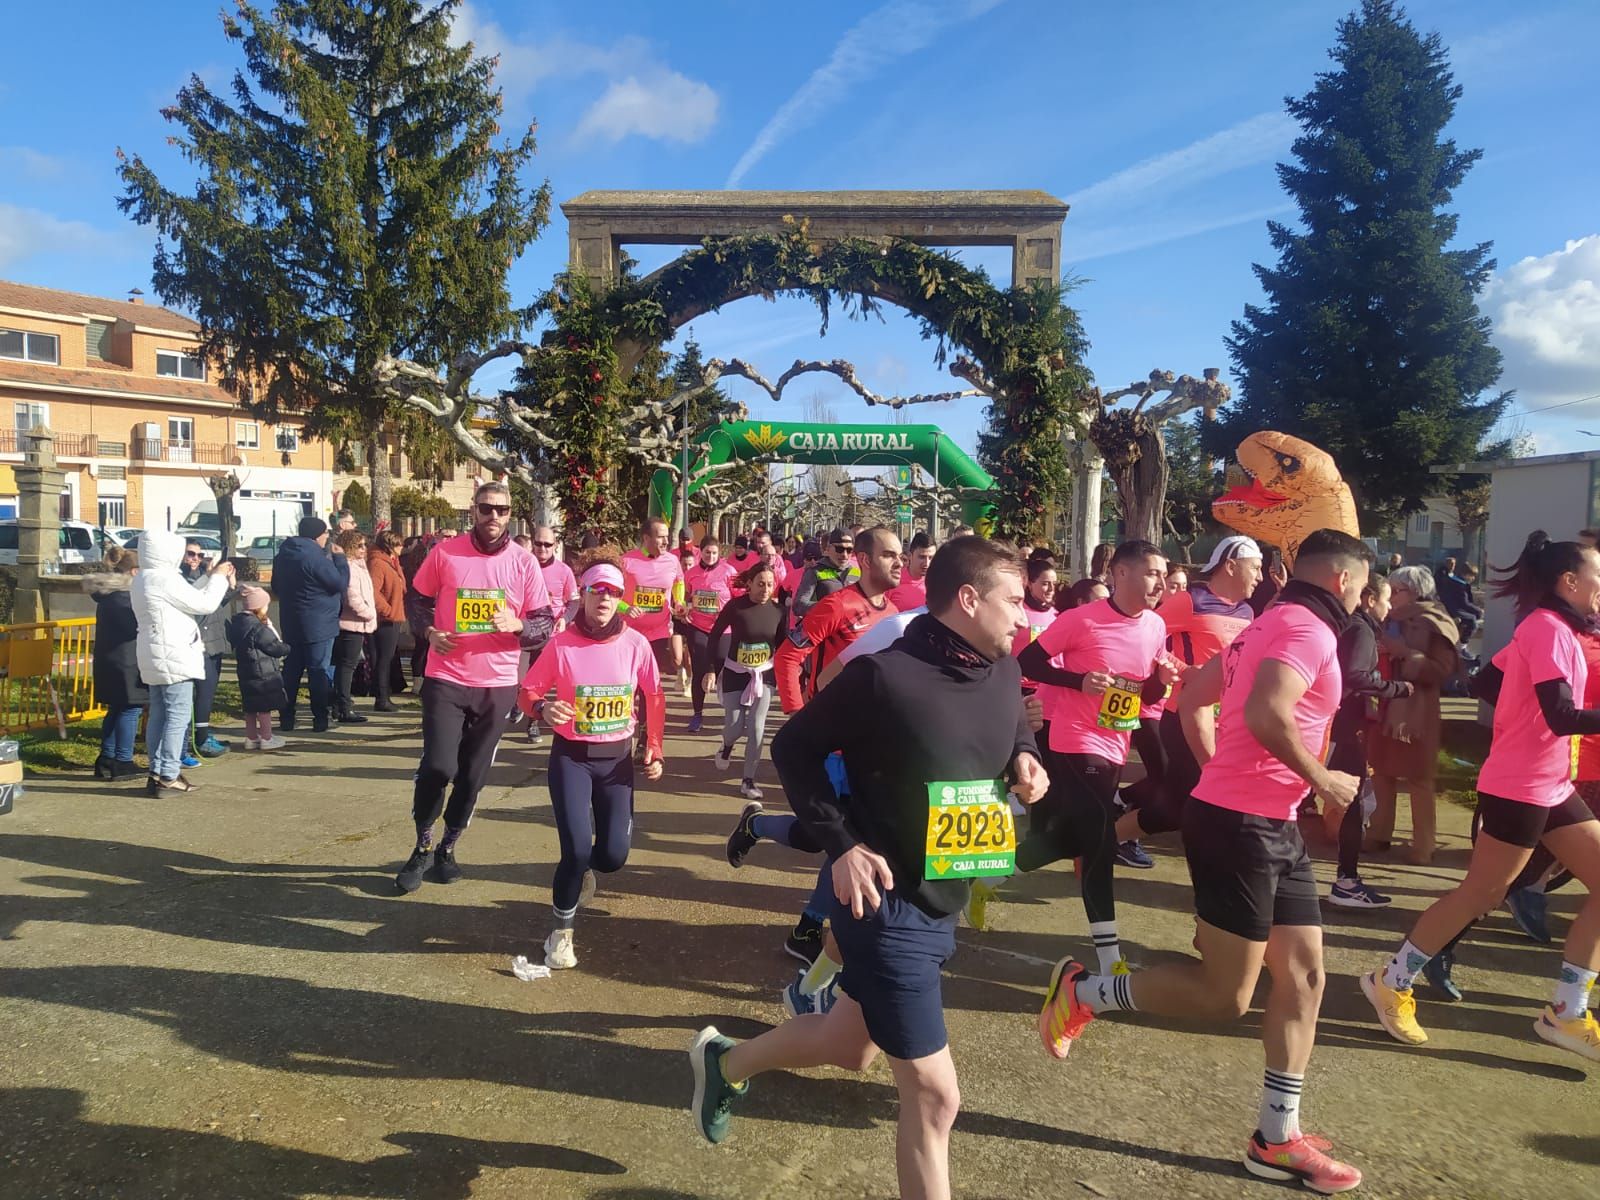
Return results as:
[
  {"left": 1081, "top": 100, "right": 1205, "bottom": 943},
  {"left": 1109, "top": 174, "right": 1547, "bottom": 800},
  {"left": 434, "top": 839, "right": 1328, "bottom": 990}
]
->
[
  {"left": 1244, "top": 1130, "right": 1362, "bottom": 1194},
  {"left": 1038, "top": 958, "right": 1093, "bottom": 1060}
]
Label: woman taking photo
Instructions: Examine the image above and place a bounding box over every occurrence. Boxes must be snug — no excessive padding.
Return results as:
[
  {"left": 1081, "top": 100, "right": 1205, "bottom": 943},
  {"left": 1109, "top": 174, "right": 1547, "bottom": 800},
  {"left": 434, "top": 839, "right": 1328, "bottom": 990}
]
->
[
  {"left": 518, "top": 546, "right": 666, "bottom": 970},
  {"left": 333, "top": 529, "right": 376, "bottom": 724},
  {"left": 86, "top": 545, "right": 146, "bottom": 780},
  {"left": 1366, "top": 565, "right": 1460, "bottom": 864},
  {"left": 683, "top": 537, "right": 738, "bottom": 734},
  {"left": 1363, "top": 532, "right": 1600, "bottom": 1061},
  {"left": 707, "top": 560, "right": 786, "bottom": 800}
]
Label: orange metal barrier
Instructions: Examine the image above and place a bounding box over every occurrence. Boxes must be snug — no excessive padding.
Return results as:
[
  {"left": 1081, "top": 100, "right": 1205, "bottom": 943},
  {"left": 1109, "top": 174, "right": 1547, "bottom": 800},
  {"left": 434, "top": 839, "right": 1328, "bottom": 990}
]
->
[{"left": 0, "top": 618, "right": 105, "bottom": 737}]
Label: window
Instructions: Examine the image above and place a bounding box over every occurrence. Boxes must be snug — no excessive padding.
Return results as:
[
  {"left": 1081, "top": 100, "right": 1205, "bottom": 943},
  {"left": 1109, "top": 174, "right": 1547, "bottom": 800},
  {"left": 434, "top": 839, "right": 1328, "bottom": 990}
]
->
[
  {"left": 14, "top": 401, "right": 48, "bottom": 432},
  {"left": 275, "top": 427, "right": 300, "bottom": 453},
  {"left": 156, "top": 349, "right": 206, "bottom": 380},
  {"left": 167, "top": 416, "right": 194, "bottom": 464},
  {"left": 236, "top": 421, "right": 260, "bottom": 449},
  {"left": 98, "top": 498, "right": 126, "bottom": 526},
  {"left": 1412, "top": 514, "right": 1429, "bottom": 534},
  {"left": 0, "top": 328, "right": 59, "bottom": 364}
]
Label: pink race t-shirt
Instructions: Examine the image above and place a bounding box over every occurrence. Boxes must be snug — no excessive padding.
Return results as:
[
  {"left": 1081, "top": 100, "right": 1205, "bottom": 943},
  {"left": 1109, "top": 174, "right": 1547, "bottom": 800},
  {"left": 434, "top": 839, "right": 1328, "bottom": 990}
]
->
[
  {"left": 685, "top": 559, "right": 739, "bottom": 633},
  {"left": 888, "top": 575, "right": 927, "bottom": 612},
  {"left": 622, "top": 549, "right": 684, "bottom": 643},
  {"left": 1192, "top": 603, "right": 1341, "bottom": 820},
  {"left": 1013, "top": 602, "right": 1066, "bottom": 724},
  {"left": 538, "top": 558, "right": 579, "bottom": 616},
  {"left": 518, "top": 624, "right": 660, "bottom": 746},
  {"left": 1034, "top": 598, "right": 1166, "bottom": 763},
  {"left": 1476, "top": 608, "right": 1588, "bottom": 806},
  {"left": 413, "top": 535, "right": 551, "bottom": 687}
]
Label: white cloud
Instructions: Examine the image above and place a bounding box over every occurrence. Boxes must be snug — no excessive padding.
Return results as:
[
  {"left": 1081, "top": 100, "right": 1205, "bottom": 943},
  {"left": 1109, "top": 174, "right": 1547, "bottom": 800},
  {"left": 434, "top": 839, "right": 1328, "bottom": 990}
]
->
[
  {"left": 725, "top": 0, "right": 1005, "bottom": 188},
  {"left": 1483, "top": 235, "right": 1600, "bottom": 404},
  {"left": 0, "top": 204, "right": 140, "bottom": 271},
  {"left": 1066, "top": 204, "right": 1293, "bottom": 263},
  {"left": 450, "top": 3, "right": 716, "bottom": 144},
  {"left": 575, "top": 71, "right": 718, "bottom": 145},
  {"left": 0, "top": 147, "right": 67, "bottom": 181},
  {"left": 1066, "top": 111, "right": 1296, "bottom": 216}
]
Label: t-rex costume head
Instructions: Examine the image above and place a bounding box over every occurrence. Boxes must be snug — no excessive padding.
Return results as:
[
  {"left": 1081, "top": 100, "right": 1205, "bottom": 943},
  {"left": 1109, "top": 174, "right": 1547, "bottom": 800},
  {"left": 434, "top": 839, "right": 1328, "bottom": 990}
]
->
[{"left": 1212, "top": 431, "right": 1359, "bottom": 566}]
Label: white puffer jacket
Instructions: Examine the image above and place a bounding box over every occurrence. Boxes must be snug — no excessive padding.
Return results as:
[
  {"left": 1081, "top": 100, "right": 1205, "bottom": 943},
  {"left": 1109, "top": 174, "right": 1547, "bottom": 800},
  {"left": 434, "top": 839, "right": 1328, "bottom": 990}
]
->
[{"left": 132, "top": 530, "right": 230, "bottom": 685}]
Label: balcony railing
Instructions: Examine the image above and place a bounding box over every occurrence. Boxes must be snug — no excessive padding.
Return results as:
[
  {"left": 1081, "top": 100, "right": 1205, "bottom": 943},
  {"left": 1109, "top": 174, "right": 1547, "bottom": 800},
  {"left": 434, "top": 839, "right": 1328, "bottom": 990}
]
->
[
  {"left": 130, "top": 439, "right": 241, "bottom": 466},
  {"left": 0, "top": 429, "right": 98, "bottom": 456}
]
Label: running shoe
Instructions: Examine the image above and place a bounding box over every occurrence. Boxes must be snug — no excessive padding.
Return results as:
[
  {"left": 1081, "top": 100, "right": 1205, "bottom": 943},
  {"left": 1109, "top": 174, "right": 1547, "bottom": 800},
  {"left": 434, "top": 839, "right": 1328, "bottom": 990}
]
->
[
  {"left": 180, "top": 751, "right": 202, "bottom": 769},
  {"left": 963, "top": 879, "right": 1000, "bottom": 931},
  {"left": 544, "top": 928, "right": 577, "bottom": 969},
  {"left": 258, "top": 735, "right": 287, "bottom": 751},
  {"left": 1243, "top": 1130, "right": 1362, "bottom": 1194},
  {"left": 527, "top": 727, "right": 544, "bottom": 747},
  {"left": 196, "top": 736, "right": 229, "bottom": 757},
  {"left": 1421, "top": 951, "right": 1462, "bottom": 1002},
  {"left": 1115, "top": 840, "right": 1154, "bottom": 869},
  {"left": 243, "top": 738, "right": 261, "bottom": 751},
  {"left": 688, "top": 1026, "right": 747, "bottom": 1144},
  {"left": 1360, "top": 971, "right": 1428, "bottom": 1045},
  {"left": 431, "top": 846, "right": 462, "bottom": 884},
  {"left": 781, "top": 972, "right": 840, "bottom": 1018},
  {"left": 1534, "top": 1006, "right": 1600, "bottom": 1062},
  {"left": 578, "top": 869, "right": 597, "bottom": 909},
  {"left": 713, "top": 745, "right": 734, "bottom": 772},
  {"left": 1039, "top": 958, "right": 1093, "bottom": 1060},
  {"left": 739, "top": 779, "right": 762, "bottom": 801},
  {"left": 687, "top": 714, "right": 704, "bottom": 734},
  {"left": 784, "top": 924, "right": 824, "bottom": 965},
  {"left": 725, "top": 800, "right": 763, "bottom": 868},
  {"left": 680, "top": 670, "right": 692, "bottom": 700},
  {"left": 1328, "top": 878, "right": 1392, "bottom": 909},
  {"left": 395, "top": 847, "right": 434, "bottom": 894},
  {"left": 1506, "top": 886, "right": 1552, "bottom": 944}
]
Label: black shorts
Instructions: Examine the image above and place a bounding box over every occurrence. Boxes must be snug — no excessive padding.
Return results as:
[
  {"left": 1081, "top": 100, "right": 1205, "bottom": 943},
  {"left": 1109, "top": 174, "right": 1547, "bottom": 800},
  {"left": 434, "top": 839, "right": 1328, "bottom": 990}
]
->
[
  {"left": 1182, "top": 798, "right": 1321, "bottom": 942},
  {"left": 831, "top": 888, "right": 957, "bottom": 1061},
  {"left": 1476, "top": 790, "right": 1597, "bottom": 849},
  {"left": 1031, "top": 750, "right": 1121, "bottom": 840}
]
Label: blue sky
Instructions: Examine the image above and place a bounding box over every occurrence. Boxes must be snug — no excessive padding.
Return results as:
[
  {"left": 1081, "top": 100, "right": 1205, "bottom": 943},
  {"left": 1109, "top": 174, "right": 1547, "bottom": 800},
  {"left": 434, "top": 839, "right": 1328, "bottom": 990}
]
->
[{"left": 2, "top": 0, "right": 1596, "bottom": 464}]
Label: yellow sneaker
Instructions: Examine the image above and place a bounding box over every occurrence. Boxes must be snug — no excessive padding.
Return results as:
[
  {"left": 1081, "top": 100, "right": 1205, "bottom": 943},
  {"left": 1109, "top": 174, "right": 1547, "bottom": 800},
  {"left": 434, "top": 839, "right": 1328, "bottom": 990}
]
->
[
  {"left": 1111, "top": 959, "right": 1132, "bottom": 977},
  {"left": 1534, "top": 1006, "right": 1600, "bottom": 1062},
  {"left": 963, "top": 879, "right": 999, "bottom": 931},
  {"left": 1361, "top": 970, "right": 1428, "bottom": 1045}
]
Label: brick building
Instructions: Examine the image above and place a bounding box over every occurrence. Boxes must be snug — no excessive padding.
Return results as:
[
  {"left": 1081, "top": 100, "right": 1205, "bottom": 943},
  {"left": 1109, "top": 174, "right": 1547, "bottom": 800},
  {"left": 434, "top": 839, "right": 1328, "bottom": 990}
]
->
[{"left": 0, "top": 279, "right": 483, "bottom": 531}]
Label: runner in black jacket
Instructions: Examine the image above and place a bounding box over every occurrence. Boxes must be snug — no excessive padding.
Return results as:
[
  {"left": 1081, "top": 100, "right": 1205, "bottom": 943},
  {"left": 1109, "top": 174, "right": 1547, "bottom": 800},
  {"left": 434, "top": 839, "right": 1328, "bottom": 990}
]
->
[{"left": 689, "top": 536, "right": 1049, "bottom": 1200}]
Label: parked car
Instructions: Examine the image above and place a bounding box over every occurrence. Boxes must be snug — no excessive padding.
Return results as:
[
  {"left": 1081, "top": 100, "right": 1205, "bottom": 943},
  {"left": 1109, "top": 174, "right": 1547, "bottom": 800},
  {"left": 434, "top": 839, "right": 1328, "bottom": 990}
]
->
[
  {"left": 245, "top": 535, "right": 288, "bottom": 563},
  {"left": 0, "top": 519, "right": 103, "bottom": 566},
  {"left": 99, "top": 526, "right": 141, "bottom": 549},
  {"left": 121, "top": 531, "right": 225, "bottom": 558}
]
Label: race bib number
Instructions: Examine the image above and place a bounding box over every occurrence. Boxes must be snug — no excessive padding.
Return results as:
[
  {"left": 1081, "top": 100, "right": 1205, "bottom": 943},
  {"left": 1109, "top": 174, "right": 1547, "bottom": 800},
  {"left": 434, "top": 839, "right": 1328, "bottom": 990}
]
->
[
  {"left": 1096, "top": 676, "right": 1141, "bottom": 731},
  {"left": 454, "top": 588, "right": 505, "bottom": 633},
  {"left": 573, "top": 684, "right": 633, "bottom": 736},
  {"left": 692, "top": 589, "right": 721, "bottom": 614},
  {"left": 1028, "top": 623, "right": 1049, "bottom": 643},
  {"left": 924, "top": 778, "right": 1016, "bottom": 880},
  {"left": 735, "top": 642, "right": 771, "bottom": 668},
  {"left": 632, "top": 586, "right": 665, "bottom": 614}
]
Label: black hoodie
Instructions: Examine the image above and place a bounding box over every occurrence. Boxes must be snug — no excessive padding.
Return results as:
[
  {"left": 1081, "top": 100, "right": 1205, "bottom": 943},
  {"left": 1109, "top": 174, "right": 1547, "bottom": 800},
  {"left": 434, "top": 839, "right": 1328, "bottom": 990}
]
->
[{"left": 772, "top": 613, "right": 1040, "bottom": 917}]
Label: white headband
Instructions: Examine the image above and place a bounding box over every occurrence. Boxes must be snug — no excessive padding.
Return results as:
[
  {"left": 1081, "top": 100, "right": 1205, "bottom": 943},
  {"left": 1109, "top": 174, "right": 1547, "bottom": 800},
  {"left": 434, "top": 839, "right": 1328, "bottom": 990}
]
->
[{"left": 1202, "top": 535, "right": 1262, "bottom": 572}]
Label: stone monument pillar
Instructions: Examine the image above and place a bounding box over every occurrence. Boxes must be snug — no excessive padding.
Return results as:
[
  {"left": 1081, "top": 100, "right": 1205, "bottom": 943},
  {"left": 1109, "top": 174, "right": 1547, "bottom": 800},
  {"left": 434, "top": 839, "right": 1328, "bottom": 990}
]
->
[{"left": 13, "top": 426, "right": 65, "bottom": 624}]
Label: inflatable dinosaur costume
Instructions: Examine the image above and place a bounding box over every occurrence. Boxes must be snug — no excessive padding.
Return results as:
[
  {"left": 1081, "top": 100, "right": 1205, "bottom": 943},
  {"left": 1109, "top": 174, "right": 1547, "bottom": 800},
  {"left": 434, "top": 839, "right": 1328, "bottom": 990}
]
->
[{"left": 1213, "top": 431, "right": 1359, "bottom": 566}]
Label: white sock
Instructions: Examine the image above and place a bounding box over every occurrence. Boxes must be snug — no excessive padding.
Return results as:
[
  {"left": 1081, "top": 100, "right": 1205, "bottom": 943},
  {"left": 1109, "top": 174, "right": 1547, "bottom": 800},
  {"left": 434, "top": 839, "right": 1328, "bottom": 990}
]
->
[
  {"left": 1381, "top": 939, "right": 1430, "bottom": 991},
  {"left": 1258, "top": 1068, "right": 1304, "bottom": 1143},
  {"left": 1554, "top": 961, "right": 1598, "bottom": 1019},
  {"left": 1077, "top": 971, "right": 1136, "bottom": 1014},
  {"left": 1090, "top": 921, "right": 1122, "bottom": 974}
]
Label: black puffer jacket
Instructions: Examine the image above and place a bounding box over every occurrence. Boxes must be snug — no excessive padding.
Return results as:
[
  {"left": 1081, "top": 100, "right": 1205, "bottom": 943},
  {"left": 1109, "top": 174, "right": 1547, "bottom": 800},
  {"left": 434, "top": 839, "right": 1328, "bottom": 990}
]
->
[
  {"left": 227, "top": 611, "right": 290, "bottom": 713},
  {"left": 85, "top": 573, "right": 147, "bottom": 710}
]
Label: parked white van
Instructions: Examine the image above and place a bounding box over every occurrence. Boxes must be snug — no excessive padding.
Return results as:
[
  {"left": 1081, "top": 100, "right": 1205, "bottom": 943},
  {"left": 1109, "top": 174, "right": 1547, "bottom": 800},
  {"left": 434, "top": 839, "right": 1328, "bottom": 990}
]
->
[{"left": 179, "top": 497, "right": 308, "bottom": 548}]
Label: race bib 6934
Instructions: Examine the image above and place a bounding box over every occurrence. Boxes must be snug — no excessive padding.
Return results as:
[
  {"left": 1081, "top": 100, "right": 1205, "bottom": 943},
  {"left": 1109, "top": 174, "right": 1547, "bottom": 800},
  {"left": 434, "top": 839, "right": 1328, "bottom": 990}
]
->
[{"left": 454, "top": 588, "right": 505, "bottom": 633}]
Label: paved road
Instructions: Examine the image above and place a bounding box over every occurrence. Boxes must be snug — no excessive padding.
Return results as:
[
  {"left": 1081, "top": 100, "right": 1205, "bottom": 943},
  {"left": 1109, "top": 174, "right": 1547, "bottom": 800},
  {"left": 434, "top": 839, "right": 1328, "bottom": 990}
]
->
[{"left": 1, "top": 696, "right": 1596, "bottom": 1199}]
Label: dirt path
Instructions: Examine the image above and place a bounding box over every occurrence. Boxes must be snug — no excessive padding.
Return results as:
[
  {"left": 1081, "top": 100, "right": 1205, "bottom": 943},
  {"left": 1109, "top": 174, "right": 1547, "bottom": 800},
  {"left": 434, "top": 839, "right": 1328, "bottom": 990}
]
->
[{"left": 1, "top": 697, "right": 1595, "bottom": 1198}]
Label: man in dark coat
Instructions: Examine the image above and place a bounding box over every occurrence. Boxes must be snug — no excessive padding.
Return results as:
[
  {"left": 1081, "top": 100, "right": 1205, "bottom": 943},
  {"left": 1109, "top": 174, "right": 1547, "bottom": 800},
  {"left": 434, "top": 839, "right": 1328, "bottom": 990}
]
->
[{"left": 271, "top": 516, "right": 349, "bottom": 732}]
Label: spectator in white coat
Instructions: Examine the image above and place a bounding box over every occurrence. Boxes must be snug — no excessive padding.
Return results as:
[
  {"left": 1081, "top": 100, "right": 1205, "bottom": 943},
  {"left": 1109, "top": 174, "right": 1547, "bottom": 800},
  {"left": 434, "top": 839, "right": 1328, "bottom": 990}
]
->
[{"left": 132, "top": 529, "right": 234, "bottom": 795}]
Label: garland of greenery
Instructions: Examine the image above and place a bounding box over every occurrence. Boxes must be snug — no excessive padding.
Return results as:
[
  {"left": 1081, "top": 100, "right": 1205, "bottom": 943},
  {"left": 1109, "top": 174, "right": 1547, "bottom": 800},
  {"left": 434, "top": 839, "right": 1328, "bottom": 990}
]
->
[{"left": 529, "top": 221, "right": 1090, "bottom": 541}]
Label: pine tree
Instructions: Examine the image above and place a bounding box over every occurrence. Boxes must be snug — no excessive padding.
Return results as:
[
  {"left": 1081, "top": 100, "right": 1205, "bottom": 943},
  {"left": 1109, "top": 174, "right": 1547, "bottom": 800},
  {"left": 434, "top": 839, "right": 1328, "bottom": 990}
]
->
[
  {"left": 1210, "top": 0, "right": 1507, "bottom": 530},
  {"left": 117, "top": 0, "right": 550, "bottom": 523}
]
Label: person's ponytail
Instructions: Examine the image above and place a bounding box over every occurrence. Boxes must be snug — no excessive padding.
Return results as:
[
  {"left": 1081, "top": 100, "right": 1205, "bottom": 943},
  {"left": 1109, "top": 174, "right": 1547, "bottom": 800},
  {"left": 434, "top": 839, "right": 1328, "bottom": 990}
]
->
[{"left": 1491, "top": 529, "right": 1587, "bottom": 618}]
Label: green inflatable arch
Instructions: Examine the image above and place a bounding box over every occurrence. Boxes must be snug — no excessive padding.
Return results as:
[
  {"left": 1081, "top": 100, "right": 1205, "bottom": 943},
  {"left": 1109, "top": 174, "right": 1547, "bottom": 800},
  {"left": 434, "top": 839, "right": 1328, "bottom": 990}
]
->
[{"left": 649, "top": 419, "right": 995, "bottom": 527}]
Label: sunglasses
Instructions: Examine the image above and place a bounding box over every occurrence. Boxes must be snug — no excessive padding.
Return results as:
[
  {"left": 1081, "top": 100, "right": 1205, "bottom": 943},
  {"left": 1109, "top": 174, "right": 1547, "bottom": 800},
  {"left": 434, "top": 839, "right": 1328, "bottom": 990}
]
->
[
  {"left": 476, "top": 503, "right": 512, "bottom": 517},
  {"left": 532, "top": 540, "right": 556, "bottom": 549},
  {"left": 585, "top": 583, "right": 624, "bottom": 598},
  {"left": 832, "top": 543, "right": 853, "bottom": 552}
]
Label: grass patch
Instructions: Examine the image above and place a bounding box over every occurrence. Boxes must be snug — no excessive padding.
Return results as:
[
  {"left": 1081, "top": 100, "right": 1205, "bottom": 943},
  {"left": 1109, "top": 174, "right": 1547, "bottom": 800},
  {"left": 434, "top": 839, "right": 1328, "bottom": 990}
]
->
[
  {"left": 16, "top": 679, "right": 250, "bottom": 775},
  {"left": 1437, "top": 708, "right": 1491, "bottom": 810}
]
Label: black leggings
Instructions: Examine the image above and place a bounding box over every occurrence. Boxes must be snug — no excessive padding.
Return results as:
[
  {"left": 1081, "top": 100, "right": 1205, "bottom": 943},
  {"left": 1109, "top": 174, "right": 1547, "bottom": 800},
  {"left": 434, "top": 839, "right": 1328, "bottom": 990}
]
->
[
  {"left": 372, "top": 621, "right": 403, "bottom": 704},
  {"left": 413, "top": 677, "right": 515, "bottom": 833},
  {"left": 549, "top": 736, "right": 635, "bottom": 917},
  {"left": 1019, "top": 749, "right": 1122, "bottom": 924},
  {"left": 1133, "top": 710, "right": 1202, "bottom": 837},
  {"left": 684, "top": 627, "right": 730, "bottom": 716},
  {"left": 333, "top": 630, "right": 366, "bottom": 714}
]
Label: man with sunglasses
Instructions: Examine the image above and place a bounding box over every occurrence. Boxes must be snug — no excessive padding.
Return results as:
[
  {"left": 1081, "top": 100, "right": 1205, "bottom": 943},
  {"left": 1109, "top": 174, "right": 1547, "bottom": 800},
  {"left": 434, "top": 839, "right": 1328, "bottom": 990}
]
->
[
  {"left": 396, "top": 481, "right": 554, "bottom": 894},
  {"left": 531, "top": 526, "right": 578, "bottom": 630},
  {"left": 791, "top": 527, "right": 861, "bottom": 619}
]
